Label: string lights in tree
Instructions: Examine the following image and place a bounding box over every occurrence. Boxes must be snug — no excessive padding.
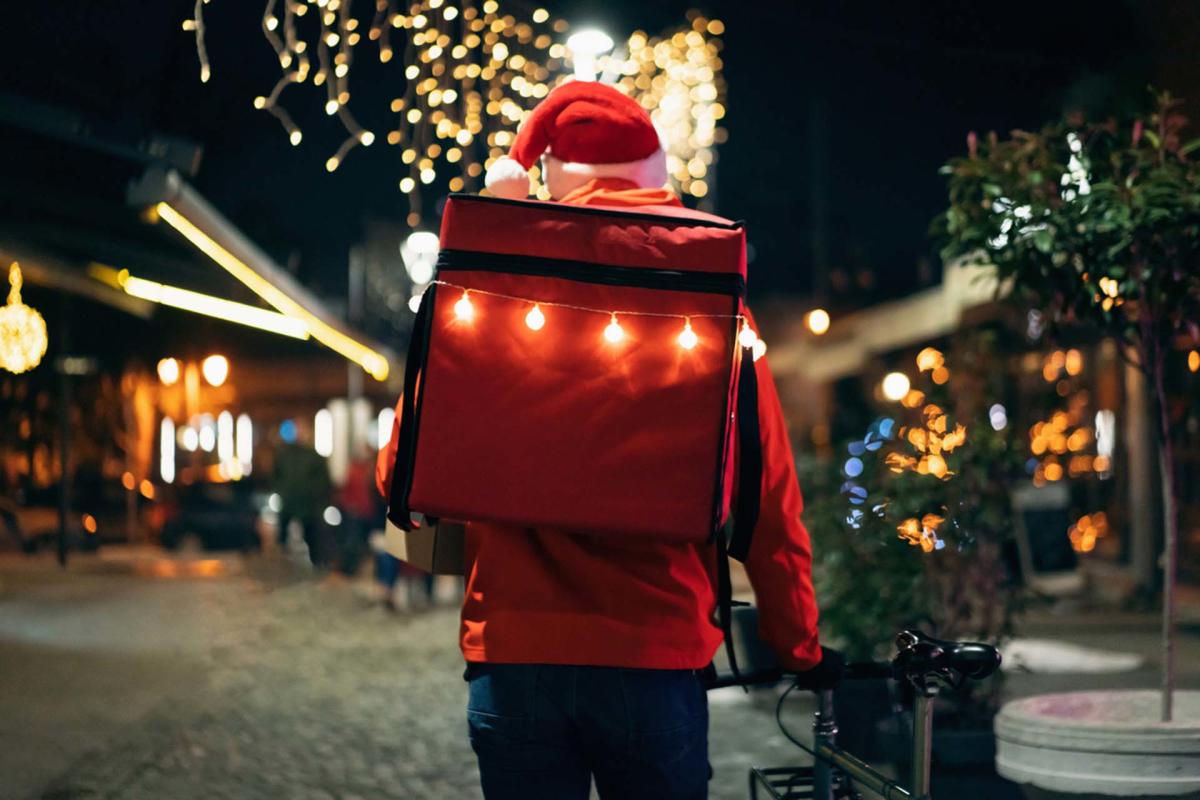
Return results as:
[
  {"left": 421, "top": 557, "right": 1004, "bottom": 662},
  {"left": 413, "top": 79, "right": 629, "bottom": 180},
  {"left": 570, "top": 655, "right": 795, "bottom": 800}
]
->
[
  {"left": 183, "top": 0, "right": 213, "bottom": 83},
  {"left": 187, "top": 3, "right": 726, "bottom": 226},
  {"left": 600, "top": 13, "right": 726, "bottom": 205}
]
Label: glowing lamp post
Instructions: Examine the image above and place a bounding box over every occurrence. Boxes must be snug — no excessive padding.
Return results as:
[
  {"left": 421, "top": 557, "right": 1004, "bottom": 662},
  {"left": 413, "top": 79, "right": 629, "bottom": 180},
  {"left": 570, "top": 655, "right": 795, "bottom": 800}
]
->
[{"left": 566, "top": 29, "right": 614, "bottom": 82}]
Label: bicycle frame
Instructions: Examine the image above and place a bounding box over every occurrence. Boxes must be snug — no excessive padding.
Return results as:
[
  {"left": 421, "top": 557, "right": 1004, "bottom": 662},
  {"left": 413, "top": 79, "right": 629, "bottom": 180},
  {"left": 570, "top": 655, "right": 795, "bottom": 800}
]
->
[
  {"left": 750, "top": 683, "right": 936, "bottom": 800},
  {"left": 740, "top": 628, "right": 1000, "bottom": 800}
]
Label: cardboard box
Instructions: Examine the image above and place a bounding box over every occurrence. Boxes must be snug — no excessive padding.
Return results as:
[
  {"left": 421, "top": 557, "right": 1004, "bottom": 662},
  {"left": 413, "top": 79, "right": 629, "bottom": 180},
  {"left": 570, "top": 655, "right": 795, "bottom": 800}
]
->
[{"left": 383, "top": 519, "right": 466, "bottom": 575}]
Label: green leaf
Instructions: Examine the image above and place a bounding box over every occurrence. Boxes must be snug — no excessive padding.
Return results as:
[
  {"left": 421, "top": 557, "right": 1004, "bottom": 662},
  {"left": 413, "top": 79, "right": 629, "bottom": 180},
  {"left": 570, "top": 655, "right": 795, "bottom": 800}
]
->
[
  {"left": 1144, "top": 129, "right": 1162, "bottom": 149},
  {"left": 1180, "top": 138, "right": 1200, "bottom": 156},
  {"left": 1033, "top": 229, "right": 1054, "bottom": 253}
]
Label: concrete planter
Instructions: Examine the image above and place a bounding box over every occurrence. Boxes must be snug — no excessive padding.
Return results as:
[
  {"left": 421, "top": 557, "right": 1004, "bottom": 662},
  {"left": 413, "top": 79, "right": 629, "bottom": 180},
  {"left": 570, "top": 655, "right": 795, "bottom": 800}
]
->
[{"left": 995, "top": 690, "right": 1200, "bottom": 799}]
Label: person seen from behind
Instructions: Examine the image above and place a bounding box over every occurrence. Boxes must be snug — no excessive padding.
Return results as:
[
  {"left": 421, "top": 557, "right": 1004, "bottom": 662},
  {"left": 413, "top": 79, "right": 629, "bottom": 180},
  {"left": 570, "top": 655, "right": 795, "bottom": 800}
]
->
[{"left": 378, "top": 81, "right": 832, "bottom": 800}]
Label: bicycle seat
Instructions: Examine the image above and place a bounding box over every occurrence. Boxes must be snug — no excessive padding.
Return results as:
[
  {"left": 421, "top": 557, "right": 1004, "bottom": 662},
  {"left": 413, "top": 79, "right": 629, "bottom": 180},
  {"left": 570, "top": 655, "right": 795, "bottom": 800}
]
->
[{"left": 894, "top": 629, "right": 1001, "bottom": 682}]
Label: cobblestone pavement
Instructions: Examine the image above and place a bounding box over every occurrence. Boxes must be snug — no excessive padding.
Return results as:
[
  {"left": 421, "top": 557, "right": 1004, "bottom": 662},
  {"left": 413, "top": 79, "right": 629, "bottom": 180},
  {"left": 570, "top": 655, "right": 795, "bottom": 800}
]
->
[{"left": 0, "top": 553, "right": 810, "bottom": 800}]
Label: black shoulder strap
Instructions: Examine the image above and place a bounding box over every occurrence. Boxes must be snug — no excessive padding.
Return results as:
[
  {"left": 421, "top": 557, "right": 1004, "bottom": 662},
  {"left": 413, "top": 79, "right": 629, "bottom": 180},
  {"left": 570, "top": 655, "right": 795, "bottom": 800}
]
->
[
  {"left": 713, "top": 350, "right": 762, "bottom": 686},
  {"left": 730, "top": 351, "right": 761, "bottom": 562},
  {"left": 387, "top": 283, "right": 437, "bottom": 531},
  {"left": 716, "top": 525, "right": 741, "bottom": 682}
]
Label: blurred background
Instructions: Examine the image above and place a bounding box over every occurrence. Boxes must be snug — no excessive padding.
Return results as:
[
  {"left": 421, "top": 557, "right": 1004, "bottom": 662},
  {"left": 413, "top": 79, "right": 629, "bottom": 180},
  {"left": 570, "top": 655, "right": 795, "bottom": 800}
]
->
[{"left": 1, "top": 2, "right": 1199, "bottom": 799}]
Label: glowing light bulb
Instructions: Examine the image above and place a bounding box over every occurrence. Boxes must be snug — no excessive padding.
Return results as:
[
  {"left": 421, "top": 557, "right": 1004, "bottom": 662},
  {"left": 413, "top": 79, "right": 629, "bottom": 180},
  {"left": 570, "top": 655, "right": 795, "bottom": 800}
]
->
[
  {"left": 805, "top": 308, "right": 831, "bottom": 335},
  {"left": 289, "top": 130, "right": 303, "bottom": 146},
  {"left": 752, "top": 338, "right": 767, "bottom": 362},
  {"left": 738, "top": 322, "right": 757, "bottom": 349},
  {"left": 881, "top": 372, "right": 910, "bottom": 402},
  {"left": 678, "top": 319, "right": 698, "bottom": 350},
  {"left": 454, "top": 291, "right": 474, "bottom": 321},
  {"left": 603, "top": 313, "right": 624, "bottom": 343},
  {"left": 525, "top": 304, "right": 545, "bottom": 331}
]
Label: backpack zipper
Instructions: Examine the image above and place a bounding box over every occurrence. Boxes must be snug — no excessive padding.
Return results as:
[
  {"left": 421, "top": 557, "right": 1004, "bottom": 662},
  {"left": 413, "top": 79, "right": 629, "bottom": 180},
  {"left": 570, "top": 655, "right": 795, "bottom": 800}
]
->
[{"left": 437, "top": 249, "right": 746, "bottom": 297}]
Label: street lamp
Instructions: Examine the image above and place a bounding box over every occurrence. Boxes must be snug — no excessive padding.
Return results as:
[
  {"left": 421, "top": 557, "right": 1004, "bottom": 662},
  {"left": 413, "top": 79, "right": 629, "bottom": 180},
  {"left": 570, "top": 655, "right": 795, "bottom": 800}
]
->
[{"left": 566, "top": 29, "right": 614, "bottom": 82}]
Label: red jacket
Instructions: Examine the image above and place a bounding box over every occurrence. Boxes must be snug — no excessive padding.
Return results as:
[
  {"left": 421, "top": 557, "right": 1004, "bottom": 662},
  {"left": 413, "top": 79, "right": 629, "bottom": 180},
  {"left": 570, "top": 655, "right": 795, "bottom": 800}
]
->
[{"left": 377, "top": 182, "right": 821, "bottom": 671}]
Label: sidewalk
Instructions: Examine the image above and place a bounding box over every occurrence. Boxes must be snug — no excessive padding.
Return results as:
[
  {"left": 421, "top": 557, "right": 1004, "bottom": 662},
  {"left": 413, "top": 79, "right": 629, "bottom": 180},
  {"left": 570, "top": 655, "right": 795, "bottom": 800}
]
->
[{"left": 0, "top": 549, "right": 1195, "bottom": 800}]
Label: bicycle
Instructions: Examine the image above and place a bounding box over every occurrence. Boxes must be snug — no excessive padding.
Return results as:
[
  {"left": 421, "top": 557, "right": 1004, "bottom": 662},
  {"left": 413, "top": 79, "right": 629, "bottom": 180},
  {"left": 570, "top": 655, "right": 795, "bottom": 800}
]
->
[{"left": 709, "top": 625, "right": 1002, "bottom": 800}]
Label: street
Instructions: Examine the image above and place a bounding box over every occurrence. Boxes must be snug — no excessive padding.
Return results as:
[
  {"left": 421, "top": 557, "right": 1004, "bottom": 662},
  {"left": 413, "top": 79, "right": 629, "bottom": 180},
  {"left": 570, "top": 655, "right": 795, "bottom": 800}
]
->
[
  {"left": 0, "top": 552, "right": 812, "bottom": 800},
  {"left": 3, "top": 550, "right": 1200, "bottom": 800}
]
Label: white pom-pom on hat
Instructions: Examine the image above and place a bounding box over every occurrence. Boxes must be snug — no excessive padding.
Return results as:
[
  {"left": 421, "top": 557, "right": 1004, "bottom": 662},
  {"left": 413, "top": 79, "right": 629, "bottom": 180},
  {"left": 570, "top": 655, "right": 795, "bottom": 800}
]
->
[{"left": 484, "top": 156, "right": 531, "bottom": 199}]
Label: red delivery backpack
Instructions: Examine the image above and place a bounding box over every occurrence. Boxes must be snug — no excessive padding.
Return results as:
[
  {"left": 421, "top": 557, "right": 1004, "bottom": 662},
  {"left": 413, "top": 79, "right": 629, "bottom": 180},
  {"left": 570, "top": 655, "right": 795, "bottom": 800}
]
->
[{"left": 387, "top": 193, "right": 762, "bottom": 607}]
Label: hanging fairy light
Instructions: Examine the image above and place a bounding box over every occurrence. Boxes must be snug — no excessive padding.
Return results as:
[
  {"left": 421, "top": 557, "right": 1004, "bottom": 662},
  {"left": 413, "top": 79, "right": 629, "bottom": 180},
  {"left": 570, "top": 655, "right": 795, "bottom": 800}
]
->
[
  {"left": 678, "top": 318, "right": 698, "bottom": 350},
  {"left": 0, "top": 263, "right": 48, "bottom": 374},
  {"left": 604, "top": 313, "right": 625, "bottom": 344},
  {"left": 431, "top": 279, "right": 751, "bottom": 354},
  {"left": 188, "top": 3, "right": 726, "bottom": 227},
  {"left": 453, "top": 289, "right": 474, "bottom": 320},
  {"left": 738, "top": 322, "right": 757, "bottom": 349}
]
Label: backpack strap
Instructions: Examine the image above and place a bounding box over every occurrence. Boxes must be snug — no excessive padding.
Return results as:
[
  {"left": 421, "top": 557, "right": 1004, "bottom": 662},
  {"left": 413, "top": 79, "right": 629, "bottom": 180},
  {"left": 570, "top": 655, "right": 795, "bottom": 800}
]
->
[
  {"left": 712, "top": 350, "right": 762, "bottom": 685},
  {"left": 730, "top": 350, "right": 761, "bottom": 561},
  {"left": 387, "top": 283, "right": 438, "bottom": 531},
  {"left": 716, "top": 524, "right": 743, "bottom": 683}
]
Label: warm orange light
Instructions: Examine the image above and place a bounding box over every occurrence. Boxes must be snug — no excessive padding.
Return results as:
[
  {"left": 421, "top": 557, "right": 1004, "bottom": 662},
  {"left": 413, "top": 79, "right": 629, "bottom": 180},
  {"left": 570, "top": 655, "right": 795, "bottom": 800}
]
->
[
  {"left": 122, "top": 471, "right": 136, "bottom": 490},
  {"left": 139, "top": 479, "right": 156, "bottom": 500},
  {"left": 454, "top": 290, "right": 474, "bottom": 321},
  {"left": 524, "top": 304, "right": 545, "bottom": 331},
  {"left": 82, "top": 514, "right": 97, "bottom": 534},
  {"left": 1065, "top": 348, "right": 1083, "bottom": 376},
  {"left": 915, "top": 347, "right": 944, "bottom": 372},
  {"left": 202, "top": 354, "right": 229, "bottom": 387},
  {"left": 603, "top": 314, "right": 624, "bottom": 343},
  {"left": 1190, "top": 350, "right": 1200, "bottom": 373},
  {"left": 805, "top": 308, "right": 830, "bottom": 335},
  {"left": 678, "top": 319, "right": 698, "bottom": 350},
  {"left": 157, "top": 357, "right": 181, "bottom": 386}
]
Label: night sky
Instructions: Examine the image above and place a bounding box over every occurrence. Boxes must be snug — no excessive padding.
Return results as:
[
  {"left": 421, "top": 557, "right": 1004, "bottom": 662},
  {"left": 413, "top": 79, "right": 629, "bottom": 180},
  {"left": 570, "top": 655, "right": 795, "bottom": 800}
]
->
[{"left": 2, "top": 0, "right": 1180, "bottom": 313}]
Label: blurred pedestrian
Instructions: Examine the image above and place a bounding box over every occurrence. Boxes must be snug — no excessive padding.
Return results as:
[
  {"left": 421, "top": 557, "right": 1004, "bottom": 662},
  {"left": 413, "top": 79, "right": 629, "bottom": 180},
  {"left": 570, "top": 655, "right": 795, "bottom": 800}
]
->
[
  {"left": 271, "top": 419, "right": 331, "bottom": 569},
  {"left": 336, "top": 447, "right": 378, "bottom": 578}
]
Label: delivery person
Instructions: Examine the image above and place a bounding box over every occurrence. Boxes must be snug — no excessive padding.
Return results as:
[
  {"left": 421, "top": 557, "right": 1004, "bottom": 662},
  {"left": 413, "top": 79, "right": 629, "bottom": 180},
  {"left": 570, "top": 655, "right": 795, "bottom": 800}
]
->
[{"left": 378, "top": 81, "right": 829, "bottom": 800}]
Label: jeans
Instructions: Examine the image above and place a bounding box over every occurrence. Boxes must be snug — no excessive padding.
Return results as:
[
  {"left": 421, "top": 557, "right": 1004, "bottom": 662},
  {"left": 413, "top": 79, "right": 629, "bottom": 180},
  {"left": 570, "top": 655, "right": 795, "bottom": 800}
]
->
[{"left": 466, "top": 663, "right": 709, "bottom": 800}]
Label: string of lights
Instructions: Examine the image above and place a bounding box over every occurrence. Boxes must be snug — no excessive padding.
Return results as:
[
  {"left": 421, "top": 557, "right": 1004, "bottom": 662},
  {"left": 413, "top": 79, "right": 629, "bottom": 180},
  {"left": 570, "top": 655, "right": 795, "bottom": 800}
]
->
[
  {"left": 433, "top": 279, "right": 762, "bottom": 355},
  {"left": 601, "top": 13, "right": 726, "bottom": 204},
  {"left": 183, "top": 0, "right": 213, "bottom": 84},
  {"left": 187, "top": 2, "right": 726, "bottom": 226}
]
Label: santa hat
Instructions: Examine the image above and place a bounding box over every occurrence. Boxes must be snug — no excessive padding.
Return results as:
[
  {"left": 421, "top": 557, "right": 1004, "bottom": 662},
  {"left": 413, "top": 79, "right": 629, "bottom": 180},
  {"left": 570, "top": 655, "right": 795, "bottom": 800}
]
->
[{"left": 485, "top": 80, "right": 668, "bottom": 200}]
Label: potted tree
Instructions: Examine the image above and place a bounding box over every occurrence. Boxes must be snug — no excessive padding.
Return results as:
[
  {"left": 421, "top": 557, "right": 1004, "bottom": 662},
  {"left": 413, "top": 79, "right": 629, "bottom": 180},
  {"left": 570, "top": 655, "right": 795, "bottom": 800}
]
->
[
  {"left": 805, "top": 332, "right": 1026, "bottom": 796},
  {"left": 936, "top": 90, "right": 1200, "bottom": 798}
]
